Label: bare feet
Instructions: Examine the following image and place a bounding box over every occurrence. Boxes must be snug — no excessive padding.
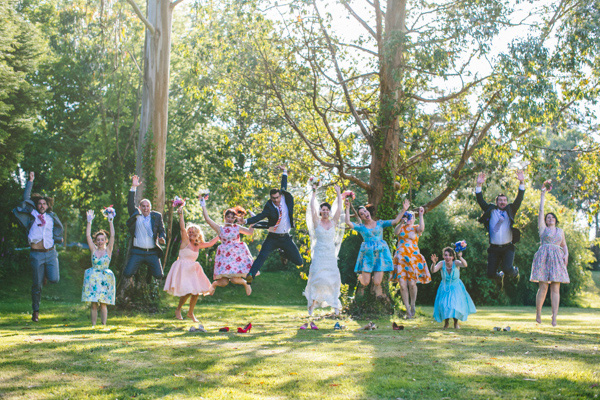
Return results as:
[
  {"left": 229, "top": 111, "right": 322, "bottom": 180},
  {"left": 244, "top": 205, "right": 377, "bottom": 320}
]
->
[
  {"left": 187, "top": 312, "right": 199, "bottom": 323},
  {"left": 245, "top": 284, "right": 252, "bottom": 296},
  {"left": 454, "top": 322, "right": 461, "bottom": 329},
  {"left": 536, "top": 315, "right": 542, "bottom": 324},
  {"left": 175, "top": 309, "right": 183, "bottom": 320},
  {"left": 443, "top": 320, "right": 449, "bottom": 329},
  {"left": 551, "top": 316, "right": 557, "bottom": 327}
]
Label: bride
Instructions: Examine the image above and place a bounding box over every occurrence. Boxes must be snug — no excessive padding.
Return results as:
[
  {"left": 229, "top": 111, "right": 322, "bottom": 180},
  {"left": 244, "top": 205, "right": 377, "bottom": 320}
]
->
[{"left": 303, "top": 183, "right": 344, "bottom": 316}]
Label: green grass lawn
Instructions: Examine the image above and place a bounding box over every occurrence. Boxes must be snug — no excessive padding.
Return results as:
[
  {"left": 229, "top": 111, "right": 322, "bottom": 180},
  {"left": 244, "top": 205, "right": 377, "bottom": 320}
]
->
[{"left": 1, "top": 267, "right": 599, "bottom": 399}]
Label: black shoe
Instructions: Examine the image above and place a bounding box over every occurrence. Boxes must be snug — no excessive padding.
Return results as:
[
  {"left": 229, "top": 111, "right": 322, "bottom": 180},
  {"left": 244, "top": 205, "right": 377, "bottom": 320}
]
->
[
  {"left": 245, "top": 274, "right": 253, "bottom": 284},
  {"left": 32, "top": 311, "right": 39, "bottom": 322}
]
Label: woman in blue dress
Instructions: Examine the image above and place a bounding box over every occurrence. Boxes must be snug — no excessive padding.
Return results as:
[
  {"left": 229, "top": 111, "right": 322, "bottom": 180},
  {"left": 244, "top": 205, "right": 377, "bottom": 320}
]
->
[
  {"left": 344, "top": 199, "right": 407, "bottom": 298},
  {"left": 431, "top": 247, "right": 476, "bottom": 329},
  {"left": 82, "top": 210, "right": 116, "bottom": 327}
]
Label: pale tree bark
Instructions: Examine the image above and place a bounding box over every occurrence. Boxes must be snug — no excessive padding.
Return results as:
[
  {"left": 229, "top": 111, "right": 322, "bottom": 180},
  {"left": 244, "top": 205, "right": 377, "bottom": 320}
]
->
[{"left": 125, "top": 0, "right": 184, "bottom": 211}]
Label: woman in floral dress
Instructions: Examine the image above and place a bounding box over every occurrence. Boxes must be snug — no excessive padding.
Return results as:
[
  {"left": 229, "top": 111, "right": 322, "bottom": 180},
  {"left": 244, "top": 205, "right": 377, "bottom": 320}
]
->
[
  {"left": 392, "top": 206, "right": 431, "bottom": 318},
  {"left": 344, "top": 199, "right": 406, "bottom": 298},
  {"left": 530, "top": 180, "right": 569, "bottom": 327},
  {"left": 200, "top": 196, "right": 254, "bottom": 296},
  {"left": 82, "top": 210, "right": 115, "bottom": 327}
]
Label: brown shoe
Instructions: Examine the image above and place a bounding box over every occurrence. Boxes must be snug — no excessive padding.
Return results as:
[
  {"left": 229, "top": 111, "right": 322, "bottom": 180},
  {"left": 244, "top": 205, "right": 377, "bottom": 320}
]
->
[{"left": 32, "top": 311, "right": 39, "bottom": 322}]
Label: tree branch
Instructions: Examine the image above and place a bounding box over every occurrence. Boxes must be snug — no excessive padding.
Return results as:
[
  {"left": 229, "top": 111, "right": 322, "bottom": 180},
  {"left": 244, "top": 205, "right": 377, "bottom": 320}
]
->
[
  {"left": 340, "top": 1, "right": 377, "bottom": 40},
  {"left": 124, "top": 0, "right": 156, "bottom": 36},
  {"left": 171, "top": 0, "right": 186, "bottom": 8},
  {"left": 410, "top": 76, "right": 489, "bottom": 103}
]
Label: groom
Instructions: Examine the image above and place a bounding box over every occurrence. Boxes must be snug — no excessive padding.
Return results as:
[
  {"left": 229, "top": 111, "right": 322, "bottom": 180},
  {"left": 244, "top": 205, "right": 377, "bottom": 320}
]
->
[
  {"left": 242, "top": 166, "right": 303, "bottom": 283},
  {"left": 475, "top": 170, "right": 525, "bottom": 283}
]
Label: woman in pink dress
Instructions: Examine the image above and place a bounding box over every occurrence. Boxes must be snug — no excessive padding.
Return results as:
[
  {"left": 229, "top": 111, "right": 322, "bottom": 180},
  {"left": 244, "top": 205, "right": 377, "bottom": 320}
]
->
[
  {"left": 530, "top": 180, "right": 569, "bottom": 327},
  {"left": 200, "top": 196, "right": 254, "bottom": 296},
  {"left": 164, "top": 206, "right": 219, "bottom": 322}
]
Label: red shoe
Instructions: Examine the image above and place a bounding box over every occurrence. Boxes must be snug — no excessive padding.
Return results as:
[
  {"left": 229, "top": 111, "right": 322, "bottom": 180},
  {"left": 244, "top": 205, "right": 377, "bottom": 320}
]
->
[
  {"left": 219, "top": 327, "right": 229, "bottom": 332},
  {"left": 237, "top": 323, "right": 252, "bottom": 333}
]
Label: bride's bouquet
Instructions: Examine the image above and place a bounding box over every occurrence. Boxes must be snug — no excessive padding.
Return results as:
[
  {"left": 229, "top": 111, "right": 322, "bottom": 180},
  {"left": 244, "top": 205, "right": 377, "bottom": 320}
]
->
[
  {"left": 172, "top": 196, "right": 187, "bottom": 208},
  {"left": 199, "top": 189, "right": 210, "bottom": 200},
  {"left": 308, "top": 176, "right": 321, "bottom": 190},
  {"left": 102, "top": 205, "right": 116, "bottom": 220}
]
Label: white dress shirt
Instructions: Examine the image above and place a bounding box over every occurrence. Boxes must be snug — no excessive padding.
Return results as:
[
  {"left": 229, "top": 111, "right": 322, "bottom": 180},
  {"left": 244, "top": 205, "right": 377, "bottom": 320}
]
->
[
  {"left": 274, "top": 196, "right": 291, "bottom": 234},
  {"left": 28, "top": 210, "right": 54, "bottom": 249},
  {"left": 134, "top": 214, "right": 155, "bottom": 249},
  {"left": 475, "top": 185, "right": 525, "bottom": 245}
]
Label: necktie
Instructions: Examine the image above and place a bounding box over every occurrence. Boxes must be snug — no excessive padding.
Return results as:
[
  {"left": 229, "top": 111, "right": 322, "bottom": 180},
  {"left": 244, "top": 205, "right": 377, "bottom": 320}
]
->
[
  {"left": 274, "top": 205, "right": 283, "bottom": 229},
  {"left": 143, "top": 215, "right": 154, "bottom": 238},
  {"left": 37, "top": 214, "right": 46, "bottom": 226},
  {"left": 493, "top": 211, "right": 505, "bottom": 233}
]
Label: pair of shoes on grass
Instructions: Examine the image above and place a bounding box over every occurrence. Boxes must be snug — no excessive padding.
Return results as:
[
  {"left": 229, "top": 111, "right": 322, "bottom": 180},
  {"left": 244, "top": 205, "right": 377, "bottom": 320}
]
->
[
  {"left": 300, "top": 322, "right": 319, "bottom": 330},
  {"left": 361, "top": 321, "right": 377, "bottom": 331},
  {"left": 392, "top": 322, "right": 404, "bottom": 331},
  {"left": 189, "top": 324, "right": 207, "bottom": 333}
]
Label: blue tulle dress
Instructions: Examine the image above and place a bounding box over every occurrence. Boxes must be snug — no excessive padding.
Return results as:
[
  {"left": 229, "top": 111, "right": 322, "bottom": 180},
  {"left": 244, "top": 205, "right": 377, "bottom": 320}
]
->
[
  {"left": 353, "top": 220, "right": 394, "bottom": 273},
  {"left": 433, "top": 261, "right": 476, "bottom": 322}
]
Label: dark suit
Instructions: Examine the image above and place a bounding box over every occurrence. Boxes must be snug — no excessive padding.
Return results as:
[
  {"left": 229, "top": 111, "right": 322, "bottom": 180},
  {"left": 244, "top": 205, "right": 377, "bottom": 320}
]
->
[
  {"left": 12, "top": 180, "right": 64, "bottom": 312},
  {"left": 245, "top": 173, "right": 303, "bottom": 278},
  {"left": 123, "top": 190, "right": 166, "bottom": 279},
  {"left": 476, "top": 186, "right": 524, "bottom": 279}
]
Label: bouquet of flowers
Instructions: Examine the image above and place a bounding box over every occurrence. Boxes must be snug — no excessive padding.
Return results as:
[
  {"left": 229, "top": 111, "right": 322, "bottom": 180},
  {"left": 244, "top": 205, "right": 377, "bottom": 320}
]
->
[
  {"left": 199, "top": 189, "right": 210, "bottom": 200},
  {"left": 341, "top": 190, "right": 355, "bottom": 200},
  {"left": 102, "top": 205, "right": 116, "bottom": 220},
  {"left": 308, "top": 176, "right": 321, "bottom": 190},
  {"left": 543, "top": 180, "right": 553, "bottom": 192},
  {"left": 454, "top": 240, "right": 467, "bottom": 253},
  {"left": 172, "top": 196, "right": 187, "bottom": 208}
]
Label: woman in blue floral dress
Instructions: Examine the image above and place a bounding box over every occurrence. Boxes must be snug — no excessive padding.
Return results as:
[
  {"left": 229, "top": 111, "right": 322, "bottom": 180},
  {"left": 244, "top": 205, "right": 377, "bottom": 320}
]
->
[
  {"left": 345, "top": 199, "right": 406, "bottom": 298},
  {"left": 82, "top": 210, "right": 116, "bottom": 327}
]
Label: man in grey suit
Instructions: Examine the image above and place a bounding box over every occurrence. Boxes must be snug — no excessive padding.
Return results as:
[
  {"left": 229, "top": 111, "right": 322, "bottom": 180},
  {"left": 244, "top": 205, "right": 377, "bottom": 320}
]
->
[
  {"left": 12, "top": 172, "right": 64, "bottom": 322},
  {"left": 122, "top": 175, "right": 166, "bottom": 280}
]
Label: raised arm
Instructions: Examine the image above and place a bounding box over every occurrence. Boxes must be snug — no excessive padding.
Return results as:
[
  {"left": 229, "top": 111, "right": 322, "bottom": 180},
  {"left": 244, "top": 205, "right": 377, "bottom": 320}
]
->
[
  {"left": 107, "top": 215, "right": 115, "bottom": 256},
  {"left": 24, "top": 172, "right": 34, "bottom": 202},
  {"left": 128, "top": 175, "right": 141, "bottom": 216},
  {"left": 85, "top": 210, "right": 95, "bottom": 254},
  {"left": 198, "top": 236, "right": 219, "bottom": 249},
  {"left": 344, "top": 200, "right": 354, "bottom": 229},
  {"left": 475, "top": 172, "right": 489, "bottom": 211},
  {"left": 457, "top": 252, "right": 468, "bottom": 268},
  {"left": 310, "top": 189, "right": 319, "bottom": 227},
  {"left": 178, "top": 208, "right": 189, "bottom": 248},
  {"left": 415, "top": 207, "right": 425, "bottom": 234},
  {"left": 200, "top": 196, "right": 221, "bottom": 234},
  {"left": 430, "top": 254, "right": 442, "bottom": 273},
  {"left": 279, "top": 165, "right": 288, "bottom": 191},
  {"left": 391, "top": 199, "right": 410, "bottom": 226},
  {"left": 512, "top": 169, "right": 526, "bottom": 211},
  {"left": 332, "top": 185, "right": 342, "bottom": 224},
  {"left": 538, "top": 184, "right": 548, "bottom": 233}
]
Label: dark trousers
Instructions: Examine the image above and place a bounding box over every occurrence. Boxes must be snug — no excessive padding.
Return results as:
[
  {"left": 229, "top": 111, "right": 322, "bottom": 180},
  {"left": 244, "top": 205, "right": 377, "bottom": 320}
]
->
[
  {"left": 123, "top": 248, "right": 164, "bottom": 279},
  {"left": 487, "top": 243, "right": 518, "bottom": 279},
  {"left": 248, "top": 233, "right": 303, "bottom": 277},
  {"left": 30, "top": 249, "right": 60, "bottom": 312}
]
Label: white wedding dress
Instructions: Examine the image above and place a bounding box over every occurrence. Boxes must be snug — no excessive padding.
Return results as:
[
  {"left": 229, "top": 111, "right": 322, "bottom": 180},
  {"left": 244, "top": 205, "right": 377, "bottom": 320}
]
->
[{"left": 303, "top": 223, "right": 342, "bottom": 313}]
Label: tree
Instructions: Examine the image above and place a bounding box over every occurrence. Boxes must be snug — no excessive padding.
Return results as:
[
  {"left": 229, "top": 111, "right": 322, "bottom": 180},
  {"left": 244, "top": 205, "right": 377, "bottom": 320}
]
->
[
  {"left": 124, "top": 0, "right": 186, "bottom": 210},
  {"left": 256, "top": 0, "right": 599, "bottom": 221}
]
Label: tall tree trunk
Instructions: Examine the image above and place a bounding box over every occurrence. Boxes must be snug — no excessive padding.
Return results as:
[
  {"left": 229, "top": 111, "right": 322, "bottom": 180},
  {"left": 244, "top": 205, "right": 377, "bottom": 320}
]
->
[
  {"left": 370, "top": 0, "right": 406, "bottom": 216},
  {"left": 135, "top": 0, "right": 173, "bottom": 211}
]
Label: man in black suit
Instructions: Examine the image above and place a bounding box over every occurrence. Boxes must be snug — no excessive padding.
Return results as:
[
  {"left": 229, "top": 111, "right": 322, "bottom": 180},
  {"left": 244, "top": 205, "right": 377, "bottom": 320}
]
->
[
  {"left": 242, "top": 166, "right": 302, "bottom": 283},
  {"left": 123, "top": 175, "right": 166, "bottom": 279},
  {"left": 475, "top": 170, "right": 525, "bottom": 283}
]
